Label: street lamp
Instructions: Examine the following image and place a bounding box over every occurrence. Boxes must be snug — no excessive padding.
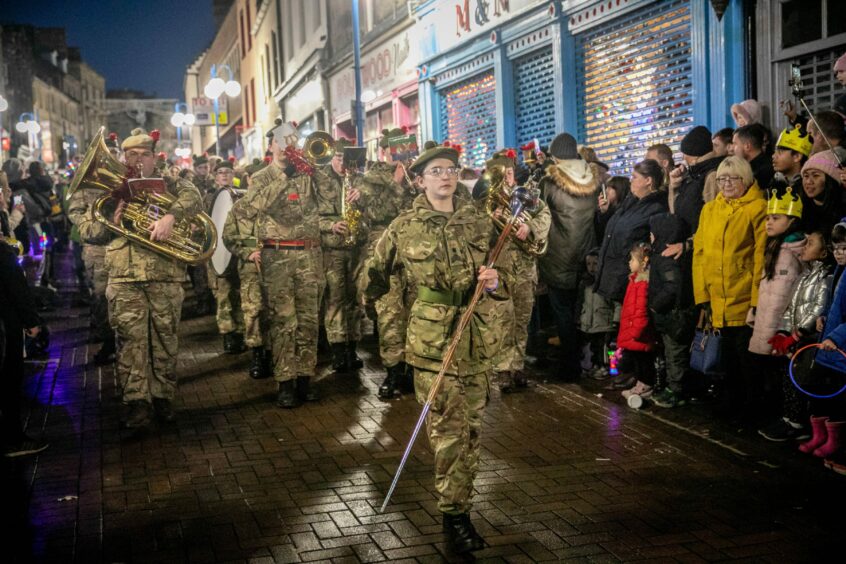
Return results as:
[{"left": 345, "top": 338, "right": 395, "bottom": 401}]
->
[
  {"left": 16, "top": 112, "right": 41, "bottom": 157},
  {"left": 203, "top": 64, "right": 240, "bottom": 156},
  {"left": 0, "top": 95, "right": 8, "bottom": 113},
  {"left": 170, "top": 102, "right": 196, "bottom": 146}
]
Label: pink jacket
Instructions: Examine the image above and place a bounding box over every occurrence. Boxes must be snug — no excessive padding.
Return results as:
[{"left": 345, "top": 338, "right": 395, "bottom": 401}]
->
[{"left": 748, "top": 237, "right": 806, "bottom": 355}]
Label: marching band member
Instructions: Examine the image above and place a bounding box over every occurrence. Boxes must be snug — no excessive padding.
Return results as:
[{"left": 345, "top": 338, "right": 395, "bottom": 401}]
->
[
  {"left": 239, "top": 121, "right": 324, "bottom": 408},
  {"left": 362, "top": 143, "right": 505, "bottom": 554},
  {"left": 106, "top": 128, "right": 203, "bottom": 430}
]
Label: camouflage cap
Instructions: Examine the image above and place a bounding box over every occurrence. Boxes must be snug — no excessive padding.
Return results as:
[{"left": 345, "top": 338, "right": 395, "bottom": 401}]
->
[
  {"left": 193, "top": 154, "right": 209, "bottom": 166},
  {"left": 214, "top": 160, "right": 234, "bottom": 171},
  {"left": 244, "top": 157, "right": 268, "bottom": 175},
  {"left": 334, "top": 138, "right": 353, "bottom": 155}
]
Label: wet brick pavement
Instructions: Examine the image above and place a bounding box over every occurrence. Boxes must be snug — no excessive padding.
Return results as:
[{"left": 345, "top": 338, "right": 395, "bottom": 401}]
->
[{"left": 4, "top": 252, "right": 846, "bottom": 563}]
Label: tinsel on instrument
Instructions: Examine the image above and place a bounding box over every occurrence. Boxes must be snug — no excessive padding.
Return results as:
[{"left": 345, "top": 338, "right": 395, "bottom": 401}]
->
[{"left": 283, "top": 145, "right": 314, "bottom": 176}]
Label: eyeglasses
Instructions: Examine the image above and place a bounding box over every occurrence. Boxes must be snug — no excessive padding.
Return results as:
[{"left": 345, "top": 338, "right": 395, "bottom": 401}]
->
[
  {"left": 423, "top": 166, "right": 460, "bottom": 178},
  {"left": 716, "top": 176, "right": 743, "bottom": 185}
]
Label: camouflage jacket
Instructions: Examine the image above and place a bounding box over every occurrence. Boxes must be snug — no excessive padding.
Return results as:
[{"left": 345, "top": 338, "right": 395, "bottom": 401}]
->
[
  {"left": 363, "top": 193, "right": 507, "bottom": 375},
  {"left": 66, "top": 188, "right": 114, "bottom": 246},
  {"left": 358, "top": 162, "right": 409, "bottom": 229},
  {"left": 237, "top": 163, "right": 321, "bottom": 242},
  {"left": 313, "top": 167, "right": 369, "bottom": 249},
  {"left": 104, "top": 176, "right": 203, "bottom": 283},
  {"left": 195, "top": 176, "right": 217, "bottom": 211},
  {"left": 498, "top": 198, "right": 552, "bottom": 283},
  {"left": 222, "top": 191, "right": 260, "bottom": 261}
]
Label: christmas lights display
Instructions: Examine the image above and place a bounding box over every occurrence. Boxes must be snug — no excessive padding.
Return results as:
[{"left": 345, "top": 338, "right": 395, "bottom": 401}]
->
[{"left": 439, "top": 72, "right": 497, "bottom": 170}]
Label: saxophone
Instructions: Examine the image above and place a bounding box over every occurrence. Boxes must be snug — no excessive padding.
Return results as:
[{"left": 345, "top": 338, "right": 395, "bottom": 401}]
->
[{"left": 341, "top": 169, "right": 362, "bottom": 247}]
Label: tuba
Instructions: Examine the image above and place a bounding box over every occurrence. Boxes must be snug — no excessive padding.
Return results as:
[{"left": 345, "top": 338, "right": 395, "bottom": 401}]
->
[
  {"left": 482, "top": 165, "right": 548, "bottom": 257},
  {"left": 302, "top": 131, "right": 335, "bottom": 166},
  {"left": 67, "top": 127, "right": 217, "bottom": 265}
]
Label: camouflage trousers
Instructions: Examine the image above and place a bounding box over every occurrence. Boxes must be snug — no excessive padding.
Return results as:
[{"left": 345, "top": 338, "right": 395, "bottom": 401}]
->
[
  {"left": 83, "top": 244, "right": 111, "bottom": 342},
  {"left": 262, "top": 248, "right": 323, "bottom": 382},
  {"left": 106, "top": 281, "right": 184, "bottom": 403},
  {"left": 188, "top": 263, "right": 210, "bottom": 298},
  {"left": 208, "top": 262, "right": 244, "bottom": 335},
  {"left": 322, "top": 248, "right": 362, "bottom": 344},
  {"left": 415, "top": 367, "right": 490, "bottom": 514},
  {"left": 504, "top": 276, "right": 537, "bottom": 372},
  {"left": 375, "top": 273, "right": 410, "bottom": 367},
  {"left": 239, "top": 259, "right": 266, "bottom": 349}
]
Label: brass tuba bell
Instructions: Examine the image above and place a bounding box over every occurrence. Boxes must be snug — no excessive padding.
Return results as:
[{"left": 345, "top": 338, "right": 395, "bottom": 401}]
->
[
  {"left": 67, "top": 127, "right": 217, "bottom": 265},
  {"left": 484, "top": 165, "right": 548, "bottom": 257},
  {"left": 302, "top": 131, "right": 335, "bottom": 167}
]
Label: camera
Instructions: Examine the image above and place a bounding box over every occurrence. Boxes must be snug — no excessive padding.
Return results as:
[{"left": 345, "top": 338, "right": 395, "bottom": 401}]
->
[{"left": 788, "top": 64, "right": 803, "bottom": 98}]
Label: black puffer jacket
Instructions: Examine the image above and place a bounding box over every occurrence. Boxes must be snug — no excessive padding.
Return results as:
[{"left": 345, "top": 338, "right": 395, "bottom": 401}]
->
[
  {"left": 538, "top": 160, "right": 599, "bottom": 290},
  {"left": 673, "top": 153, "right": 723, "bottom": 237},
  {"left": 595, "top": 190, "right": 667, "bottom": 302},
  {"left": 648, "top": 213, "right": 693, "bottom": 314}
]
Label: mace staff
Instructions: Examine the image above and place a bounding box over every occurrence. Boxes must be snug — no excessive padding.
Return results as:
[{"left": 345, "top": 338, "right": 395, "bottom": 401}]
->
[{"left": 379, "top": 188, "right": 532, "bottom": 513}]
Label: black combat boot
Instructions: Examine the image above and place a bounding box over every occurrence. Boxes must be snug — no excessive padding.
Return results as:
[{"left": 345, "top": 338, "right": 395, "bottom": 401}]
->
[
  {"left": 122, "top": 401, "right": 152, "bottom": 430},
  {"left": 152, "top": 398, "right": 175, "bottom": 423},
  {"left": 378, "top": 364, "right": 402, "bottom": 399},
  {"left": 93, "top": 335, "right": 116, "bottom": 365},
  {"left": 443, "top": 513, "right": 485, "bottom": 553},
  {"left": 223, "top": 332, "right": 246, "bottom": 354},
  {"left": 296, "top": 375, "right": 318, "bottom": 402},
  {"left": 346, "top": 341, "right": 364, "bottom": 370},
  {"left": 249, "top": 347, "right": 269, "bottom": 379},
  {"left": 513, "top": 370, "right": 528, "bottom": 389},
  {"left": 331, "top": 343, "right": 348, "bottom": 372},
  {"left": 399, "top": 362, "right": 415, "bottom": 393},
  {"left": 276, "top": 380, "right": 300, "bottom": 409}
]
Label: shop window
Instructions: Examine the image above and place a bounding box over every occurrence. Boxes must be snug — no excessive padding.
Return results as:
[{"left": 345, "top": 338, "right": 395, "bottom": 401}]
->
[
  {"left": 782, "top": 0, "right": 845, "bottom": 49},
  {"left": 439, "top": 71, "right": 497, "bottom": 169}
]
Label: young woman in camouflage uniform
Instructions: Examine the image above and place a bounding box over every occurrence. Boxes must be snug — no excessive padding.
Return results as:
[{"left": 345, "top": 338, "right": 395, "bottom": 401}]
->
[{"left": 363, "top": 145, "right": 503, "bottom": 554}]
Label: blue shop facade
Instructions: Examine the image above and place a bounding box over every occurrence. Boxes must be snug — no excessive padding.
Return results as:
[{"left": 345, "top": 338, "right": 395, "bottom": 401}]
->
[{"left": 413, "top": 0, "right": 747, "bottom": 173}]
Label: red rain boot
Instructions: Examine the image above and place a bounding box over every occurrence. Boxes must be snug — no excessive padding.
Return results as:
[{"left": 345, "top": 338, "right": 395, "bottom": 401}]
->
[
  {"left": 813, "top": 420, "right": 844, "bottom": 458},
  {"left": 799, "top": 416, "right": 829, "bottom": 454}
]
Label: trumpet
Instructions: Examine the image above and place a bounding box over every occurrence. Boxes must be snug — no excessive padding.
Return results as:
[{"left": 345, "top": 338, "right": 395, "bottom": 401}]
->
[{"left": 482, "top": 165, "right": 548, "bottom": 257}]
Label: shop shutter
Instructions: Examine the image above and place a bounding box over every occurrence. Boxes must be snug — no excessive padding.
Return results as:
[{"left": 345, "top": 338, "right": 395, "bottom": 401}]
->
[
  {"left": 439, "top": 71, "right": 497, "bottom": 169},
  {"left": 576, "top": 0, "right": 693, "bottom": 175},
  {"left": 788, "top": 46, "right": 846, "bottom": 116},
  {"left": 514, "top": 46, "right": 556, "bottom": 152}
]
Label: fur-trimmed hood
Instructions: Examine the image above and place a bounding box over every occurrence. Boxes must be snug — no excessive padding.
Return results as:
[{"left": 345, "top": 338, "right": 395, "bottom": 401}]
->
[{"left": 545, "top": 159, "right": 598, "bottom": 197}]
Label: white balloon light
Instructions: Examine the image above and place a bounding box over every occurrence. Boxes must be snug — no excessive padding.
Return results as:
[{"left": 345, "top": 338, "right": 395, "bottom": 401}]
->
[
  {"left": 183, "top": 113, "right": 196, "bottom": 126},
  {"left": 204, "top": 77, "right": 225, "bottom": 99},
  {"left": 170, "top": 112, "right": 185, "bottom": 127},
  {"left": 0, "top": 97, "right": 8, "bottom": 112},
  {"left": 29, "top": 121, "right": 41, "bottom": 134},
  {"left": 224, "top": 80, "right": 241, "bottom": 98},
  {"left": 16, "top": 121, "right": 28, "bottom": 133}
]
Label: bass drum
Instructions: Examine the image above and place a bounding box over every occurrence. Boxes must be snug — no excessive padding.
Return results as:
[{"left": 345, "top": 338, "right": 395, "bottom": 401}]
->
[{"left": 209, "top": 187, "right": 244, "bottom": 276}]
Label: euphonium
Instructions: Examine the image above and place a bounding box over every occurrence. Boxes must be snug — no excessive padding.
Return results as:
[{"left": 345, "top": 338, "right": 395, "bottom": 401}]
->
[
  {"left": 67, "top": 128, "right": 217, "bottom": 265},
  {"left": 303, "top": 131, "right": 335, "bottom": 166},
  {"left": 483, "top": 165, "right": 548, "bottom": 257}
]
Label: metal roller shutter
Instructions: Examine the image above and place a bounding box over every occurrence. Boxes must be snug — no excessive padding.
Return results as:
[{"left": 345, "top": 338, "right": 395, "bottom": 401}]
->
[
  {"left": 576, "top": 0, "right": 693, "bottom": 175},
  {"left": 439, "top": 71, "right": 497, "bottom": 169},
  {"left": 788, "top": 46, "right": 846, "bottom": 115},
  {"left": 514, "top": 46, "right": 556, "bottom": 152}
]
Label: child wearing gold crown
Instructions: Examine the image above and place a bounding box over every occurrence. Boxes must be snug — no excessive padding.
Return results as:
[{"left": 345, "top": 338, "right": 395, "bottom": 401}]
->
[{"left": 747, "top": 188, "right": 807, "bottom": 422}]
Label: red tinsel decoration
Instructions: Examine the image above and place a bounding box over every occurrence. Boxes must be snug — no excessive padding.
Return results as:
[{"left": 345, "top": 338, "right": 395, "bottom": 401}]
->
[
  {"left": 505, "top": 149, "right": 517, "bottom": 159},
  {"left": 283, "top": 145, "right": 314, "bottom": 176},
  {"left": 520, "top": 141, "right": 535, "bottom": 150}
]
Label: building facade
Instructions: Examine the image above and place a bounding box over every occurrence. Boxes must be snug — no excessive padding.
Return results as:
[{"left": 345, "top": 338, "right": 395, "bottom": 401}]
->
[{"left": 104, "top": 90, "right": 180, "bottom": 156}]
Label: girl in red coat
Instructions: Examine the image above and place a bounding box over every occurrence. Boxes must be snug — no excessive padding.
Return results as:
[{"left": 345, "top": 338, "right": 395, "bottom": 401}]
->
[{"left": 617, "top": 243, "right": 658, "bottom": 401}]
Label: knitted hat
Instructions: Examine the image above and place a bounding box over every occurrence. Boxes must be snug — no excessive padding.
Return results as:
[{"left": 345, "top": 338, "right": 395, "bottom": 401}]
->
[
  {"left": 379, "top": 127, "right": 408, "bottom": 149},
  {"left": 802, "top": 149, "right": 844, "bottom": 182},
  {"left": 835, "top": 52, "right": 846, "bottom": 73},
  {"left": 549, "top": 133, "right": 579, "bottom": 160},
  {"left": 731, "top": 99, "right": 762, "bottom": 125},
  {"left": 121, "top": 128, "right": 160, "bottom": 151},
  {"left": 486, "top": 149, "right": 517, "bottom": 170},
  {"left": 680, "top": 125, "right": 713, "bottom": 157}
]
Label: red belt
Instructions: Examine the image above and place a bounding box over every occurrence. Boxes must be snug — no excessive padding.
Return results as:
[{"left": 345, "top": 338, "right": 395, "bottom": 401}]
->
[{"left": 262, "top": 239, "right": 318, "bottom": 250}]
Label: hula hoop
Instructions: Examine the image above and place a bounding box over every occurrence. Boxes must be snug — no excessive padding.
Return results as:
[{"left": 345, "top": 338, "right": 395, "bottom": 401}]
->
[{"left": 788, "top": 343, "right": 846, "bottom": 399}]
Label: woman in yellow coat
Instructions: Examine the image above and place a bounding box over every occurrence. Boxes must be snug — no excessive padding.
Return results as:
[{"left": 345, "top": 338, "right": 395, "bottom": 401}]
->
[{"left": 693, "top": 156, "right": 767, "bottom": 417}]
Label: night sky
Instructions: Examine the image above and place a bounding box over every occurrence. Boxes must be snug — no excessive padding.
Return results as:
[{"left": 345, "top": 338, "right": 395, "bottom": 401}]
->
[{"left": 2, "top": 0, "right": 217, "bottom": 99}]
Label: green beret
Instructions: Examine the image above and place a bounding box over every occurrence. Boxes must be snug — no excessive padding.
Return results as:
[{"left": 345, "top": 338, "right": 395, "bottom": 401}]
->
[
  {"left": 379, "top": 127, "right": 407, "bottom": 149},
  {"left": 409, "top": 146, "right": 459, "bottom": 174},
  {"left": 245, "top": 158, "right": 268, "bottom": 175},
  {"left": 193, "top": 154, "right": 208, "bottom": 166},
  {"left": 214, "top": 160, "right": 234, "bottom": 171},
  {"left": 334, "top": 138, "right": 353, "bottom": 155},
  {"left": 486, "top": 149, "right": 517, "bottom": 170}
]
